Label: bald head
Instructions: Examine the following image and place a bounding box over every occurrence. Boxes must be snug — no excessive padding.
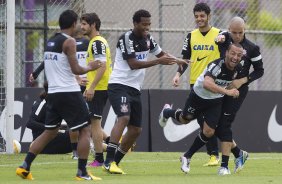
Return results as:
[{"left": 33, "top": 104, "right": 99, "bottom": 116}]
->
[
  {"left": 228, "top": 16, "right": 245, "bottom": 43},
  {"left": 229, "top": 16, "right": 245, "bottom": 28}
]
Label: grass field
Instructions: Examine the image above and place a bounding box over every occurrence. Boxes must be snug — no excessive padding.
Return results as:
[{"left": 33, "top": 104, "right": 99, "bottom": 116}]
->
[{"left": 1, "top": 152, "right": 282, "bottom": 184}]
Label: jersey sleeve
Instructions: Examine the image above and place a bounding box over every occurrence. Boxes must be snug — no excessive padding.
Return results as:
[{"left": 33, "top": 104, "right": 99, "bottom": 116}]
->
[
  {"left": 248, "top": 44, "right": 264, "bottom": 83},
  {"left": 204, "top": 61, "right": 221, "bottom": 79},
  {"left": 181, "top": 33, "right": 191, "bottom": 59},
  {"left": 149, "top": 35, "right": 162, "bottom": 56},
  {"left": 117, "top": 34, "right": 136, "bottom": 60},
  {"left": 91, "top": 40, "right": 107, "bottom": 62}
]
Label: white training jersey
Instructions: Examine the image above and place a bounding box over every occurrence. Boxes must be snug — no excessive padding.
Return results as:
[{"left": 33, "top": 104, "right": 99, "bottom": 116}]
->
[
  {"left": 109, "top": 30, "right": 162, "bottom": 91},
  {"left": 193, "top": 58, "right": 242, "bottom": 99},
  {"left": 44, "top": 33, "right": 80, "bottom": 93}
]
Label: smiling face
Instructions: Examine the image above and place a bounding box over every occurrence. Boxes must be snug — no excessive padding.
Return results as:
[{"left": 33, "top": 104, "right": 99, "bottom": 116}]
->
[
  {"left": 194, "top": 11, "right": 210, "bottom": 29},
  {"left": 80, "top": 20, "right": 94, "bottom": 37},
  {"left": 133, "top": 17, "right": 151, "bottom": 38},
  {"left": 225, "top": 44, "right": 244, "bottom": 70}
]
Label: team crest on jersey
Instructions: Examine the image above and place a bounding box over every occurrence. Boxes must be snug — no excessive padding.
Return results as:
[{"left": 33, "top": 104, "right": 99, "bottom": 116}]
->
[
  {"left": 243, "top": 49, "right": 247, "bottom": 55},
  {"left": 120, "top": 104, "right": 128, "bottom": 113}
]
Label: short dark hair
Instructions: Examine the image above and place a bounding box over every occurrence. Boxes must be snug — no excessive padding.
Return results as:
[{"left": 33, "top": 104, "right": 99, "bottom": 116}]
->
[
  {"left": 228, "top": 43, "right": 243, "bottom": 51},
  {"left": 133, "top": 9, "right": 151, "bottom": 23},
  {"left": 59, "top": 10, "right": 78, "bottom": 29},
  {"left": 81, "top": 13, "right": 101, "bottom": 31},
  {"left": 193, "top": 2, "right": 211, "bottom": 15}
]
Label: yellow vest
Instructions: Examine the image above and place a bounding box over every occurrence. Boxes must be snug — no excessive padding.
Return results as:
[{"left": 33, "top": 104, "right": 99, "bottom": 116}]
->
[
  {"left": 86, "top": 35, "right": 112, "bottom": 90},
  {"left": 190, "top": 27, "right": 220, "bottom": 84}
]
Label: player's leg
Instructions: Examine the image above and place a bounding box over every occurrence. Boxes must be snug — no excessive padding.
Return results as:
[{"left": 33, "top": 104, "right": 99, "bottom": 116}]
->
[
  {"left": 103, "top": 84, "right": 130, "bottom": 174},
  {"left": 114, "top": 92, "right": 142, "bottom": 166},
  {"left": 88, "top": 90, "right": 108, "bottom": 167},
  {"left": 69, "top": 130, "right": 79, "bottom": 159}
]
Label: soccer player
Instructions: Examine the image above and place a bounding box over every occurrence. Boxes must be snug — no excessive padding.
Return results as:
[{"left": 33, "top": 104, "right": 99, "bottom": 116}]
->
[
  {"left": 215, "top": 16, "right": 264, "bottom": 175},
  {"left": 159, "top": 43, "right": 244, "bottom": 174},
  {"left": 80, "top": 12, "right": 112, "bottom": 167},
  {"left": 172, "top": 2, "right": 222, "bottom": 166},
  {"left": 103, "top": 9, "right": 187, "bottom": 174},
  {"left": 16, "top": 10, "right": 102, "bottom": 181},
  {"left": 28, "top": 25, "right": 90, "bottom": 160}
]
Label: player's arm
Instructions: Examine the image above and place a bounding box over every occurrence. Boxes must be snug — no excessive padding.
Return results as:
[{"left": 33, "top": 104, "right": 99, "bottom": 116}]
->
[
  {"left": 85, "top": 40, "right": 107, "bottom": 101},
  {"left": 63, "top": 37, "right": 101, "bottom": 75},
  {"left": 120, "top": 35, "right": 181, "bottom": 69},
  {"left": 203, "top": 75, "right": 239, "bottom": 97},
  {"left": 173, "top": 33, "right": 191, "bottom": 87},
  {"left": 248, "top": 45, "right": 264, "bottom": 83},
  {"left": 29, "top": 62, "right": 44, "bottom": 82}
]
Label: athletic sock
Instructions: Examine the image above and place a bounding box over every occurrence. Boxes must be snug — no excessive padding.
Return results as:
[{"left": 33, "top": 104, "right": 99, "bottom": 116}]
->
[
  {"left": 21, "top": 152, "right": 36, "bottom": 171},
  {"left": 221, "top": 155, "right": 229, "bottom": 168},
  {"left": 231, "top": 146, "right": 241, "bottom": 158},
  {"left": 104, "top": 142, "right": 118, "bottom": 165},
  {"left": 184, "top": 132, "right": 210, "bottom": 158},
  {"left": 95, "top": 152, "right": 104, "bottom": 163},
  {"left": 114, "top": 147, "right": 127, "bottom": 165},
  {"left": 163, "top": 108, "right": 177, "bottom": 119},
  {"left": 77, "top": 158, "right": 87, "bottom": 176},
  {"left": 71, "top": 143, "right": 78, "bottom": 156}
]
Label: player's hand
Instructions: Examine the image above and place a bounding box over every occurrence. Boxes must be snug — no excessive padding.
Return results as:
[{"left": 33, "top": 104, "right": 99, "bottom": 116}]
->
[
  {"left": 225, "top": 88, "right": 239, "bottom": 98},
  {"left": 88, "top": 60, "right": 102, "bottom": 71},
  {"left": 215, "top": 35, "right": 225, "bottom": 43},
  {"left": 80, "top": 77, "right": 88, "bottom": 86},
  {"left": 29, "top": 73, "right": 35, "bottom": 83},
  {"left": 84, "top": 88, "right": 95, "bottom": 101},
  {"left": 173, "top": 74, "right": 181, "bottom": 87}
]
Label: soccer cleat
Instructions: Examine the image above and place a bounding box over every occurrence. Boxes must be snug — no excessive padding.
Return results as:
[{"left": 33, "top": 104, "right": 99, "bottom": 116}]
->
[
  {"left": 16, "top": 167, "right": 34, "bottom": 180},
  {"left": 102, "top": 161, "right": 125, "bottom": 174},
  {"left": 203, "top": 155, "right": 220, "bottom": 166},
  {"left": 180, "top": 156, "right": 190, "bottom": 173},
  {"left": 218, "top": 167, "right": 231, "bottom": 175},
  {"left": 159, "top": 104, "right": 172, "bottom": 127},
  {"left": 75, "top": 172, "right": 102, "bottom": 181},
  {"left": 88, "top": 160, "right": 103, "bottom": 167},
  {"left": 234, "top": 150, "right": 249, "bottom": 173}
]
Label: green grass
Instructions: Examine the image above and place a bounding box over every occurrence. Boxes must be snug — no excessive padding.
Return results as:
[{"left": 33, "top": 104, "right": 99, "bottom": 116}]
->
[{"left": 1, "top": 152, "right": 282, "bottom": 184}]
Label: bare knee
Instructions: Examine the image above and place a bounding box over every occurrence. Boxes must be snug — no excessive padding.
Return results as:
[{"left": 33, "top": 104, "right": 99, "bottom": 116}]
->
[{"left": 202, "top": 124, "right": 215, "bottom": 138}]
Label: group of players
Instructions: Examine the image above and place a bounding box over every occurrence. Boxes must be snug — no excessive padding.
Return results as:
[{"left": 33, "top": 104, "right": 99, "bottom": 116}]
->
[{"left": 16, "top": 1, "right": 263, "bottom": 181}]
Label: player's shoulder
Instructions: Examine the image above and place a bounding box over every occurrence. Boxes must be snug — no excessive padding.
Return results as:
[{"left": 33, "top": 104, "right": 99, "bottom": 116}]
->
[{"left": 243, "top": 37, "right": 258, "bottom": 48}]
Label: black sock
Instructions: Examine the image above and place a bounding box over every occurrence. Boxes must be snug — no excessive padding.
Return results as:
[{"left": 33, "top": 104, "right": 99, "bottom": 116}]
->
[
  {"left": 71, "top": 143, "right": 78, "bottom": 156},
  {"left": 221, "top": 155, "right": 229, "bottom": 168},
  {"left": 95, "top": 152, "right": 104, "bottom": 163},
  {"left": 21, "top": 152, "right": 36, "bottom": 171},
  {"left": 105, "top": 136, "right": 110, "bottom": 144},
  {"left": 104, "top": 142, "right": 118, "bottom": 165},
  {"left": 184, "top": 132, "right": 210, "bottom": 158},
  {"left": 114, "top": 147, "right": 127, "bottom": 165},
  {"left": 77, "top": 158, "right": 88, "bottom": 176},
  {"left": 206, "top": 136, "right": 219, "bottom": 156},
  {"left": 231, "top": 146, "right": 241, "bottom": 158},
  {"left": 163, "top": 108, "right": 177, "bottom": 119}
]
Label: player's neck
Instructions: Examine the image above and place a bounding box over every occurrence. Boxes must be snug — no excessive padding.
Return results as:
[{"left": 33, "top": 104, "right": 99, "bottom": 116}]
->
[
  {"left": 199, "top": 25, "right": 211, "bottom": 33},
  {"left": 61, "top": 29, "right": 72, "bottom": 37},
  {"left": 90, "top": 30, "right": 100, "bottom": 39}
]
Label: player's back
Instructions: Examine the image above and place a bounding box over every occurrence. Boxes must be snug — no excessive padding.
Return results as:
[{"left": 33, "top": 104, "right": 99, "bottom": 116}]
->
[{"left": 44, "top": 33, "right": 80, "bottom": 93}]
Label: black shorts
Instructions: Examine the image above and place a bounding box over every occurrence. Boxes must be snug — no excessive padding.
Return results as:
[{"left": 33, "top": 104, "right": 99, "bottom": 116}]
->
[
  {"left": 87, "top": 90, "right": 108, "bottom": 119},
  {"left": 108, "top": 83, "right": 142, "bottom": 127},
  {"left": 45, "top": 92, "right": 90, "bottom": 131},
  {"left": 183, "top": 90, "right": 223, "bottom": 129}
]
